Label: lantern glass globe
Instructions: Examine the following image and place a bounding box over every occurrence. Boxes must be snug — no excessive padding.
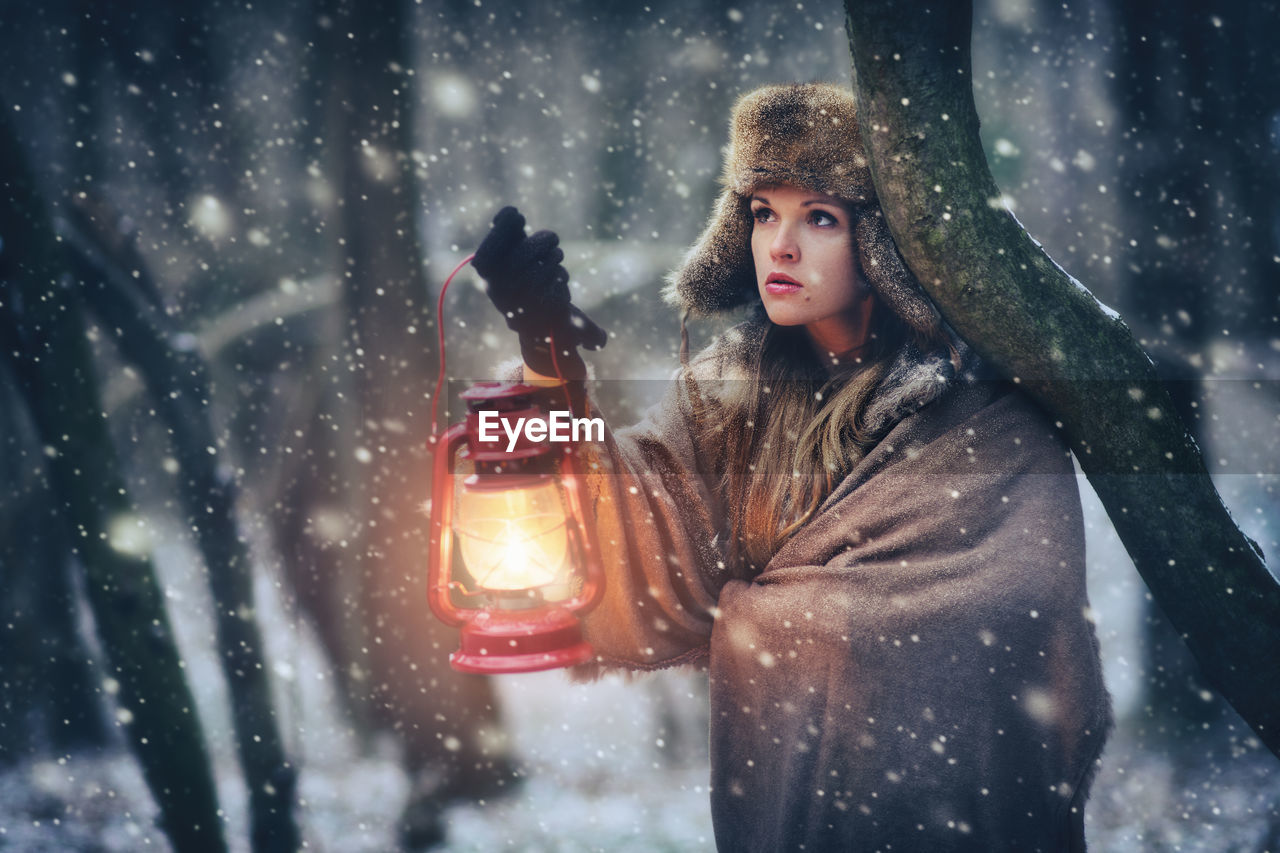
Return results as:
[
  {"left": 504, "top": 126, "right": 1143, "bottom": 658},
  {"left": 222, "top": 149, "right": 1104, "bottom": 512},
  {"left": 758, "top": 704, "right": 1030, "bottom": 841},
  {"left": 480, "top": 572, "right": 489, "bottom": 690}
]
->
[{"left": 456, "top": 479, "right": 570, "bottom": 592}]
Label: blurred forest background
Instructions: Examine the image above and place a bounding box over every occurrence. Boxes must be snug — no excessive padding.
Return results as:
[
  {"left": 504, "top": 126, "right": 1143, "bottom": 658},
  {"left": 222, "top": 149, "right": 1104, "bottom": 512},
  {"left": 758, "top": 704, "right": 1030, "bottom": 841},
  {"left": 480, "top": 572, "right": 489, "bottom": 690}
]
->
[{"left": 1, "top": 0, "right": 1277, "bottom": 850}]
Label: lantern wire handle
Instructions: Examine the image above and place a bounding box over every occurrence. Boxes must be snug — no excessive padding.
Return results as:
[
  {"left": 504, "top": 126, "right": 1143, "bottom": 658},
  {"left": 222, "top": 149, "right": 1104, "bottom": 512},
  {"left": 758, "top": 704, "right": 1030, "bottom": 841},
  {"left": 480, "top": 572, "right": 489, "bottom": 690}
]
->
[
  {"left": 547, "top": 333, "right": 576, "bottom": 414},
  {"left": 429, "top": 250, "right": 577, "bottom": 449},
  {"left": 429, "top": 253, "right": 476, "bottom": 448}
]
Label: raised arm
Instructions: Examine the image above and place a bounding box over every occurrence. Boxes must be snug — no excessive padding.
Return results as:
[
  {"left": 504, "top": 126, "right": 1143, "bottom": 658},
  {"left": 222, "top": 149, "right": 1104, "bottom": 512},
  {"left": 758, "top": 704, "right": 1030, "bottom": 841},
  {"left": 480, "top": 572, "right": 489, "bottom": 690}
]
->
[{"left": 472, "top": 207, "right": 732, "bottom": 672}]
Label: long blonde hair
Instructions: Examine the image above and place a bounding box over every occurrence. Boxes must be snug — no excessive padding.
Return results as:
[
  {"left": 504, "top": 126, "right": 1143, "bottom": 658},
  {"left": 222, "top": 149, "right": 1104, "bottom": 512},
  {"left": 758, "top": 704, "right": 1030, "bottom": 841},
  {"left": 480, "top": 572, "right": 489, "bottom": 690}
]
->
[{"left": 697, "top": 308, "right": 948, "bottom": 576}]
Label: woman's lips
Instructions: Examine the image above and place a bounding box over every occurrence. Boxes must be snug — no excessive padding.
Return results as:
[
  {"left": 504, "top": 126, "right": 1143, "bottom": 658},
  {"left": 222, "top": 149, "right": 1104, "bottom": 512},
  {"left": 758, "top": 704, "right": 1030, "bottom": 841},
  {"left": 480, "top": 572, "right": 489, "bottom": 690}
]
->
[{"left": 765, "top": 273, "right": 803, "bottom": 295}]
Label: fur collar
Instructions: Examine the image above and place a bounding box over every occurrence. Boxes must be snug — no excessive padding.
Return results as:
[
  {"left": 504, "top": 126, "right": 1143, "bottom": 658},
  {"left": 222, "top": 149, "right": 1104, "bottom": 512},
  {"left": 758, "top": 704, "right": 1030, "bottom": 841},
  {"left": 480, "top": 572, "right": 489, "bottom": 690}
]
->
[{"left": 693, "top": 318, "right": 969, "bottom": 441}]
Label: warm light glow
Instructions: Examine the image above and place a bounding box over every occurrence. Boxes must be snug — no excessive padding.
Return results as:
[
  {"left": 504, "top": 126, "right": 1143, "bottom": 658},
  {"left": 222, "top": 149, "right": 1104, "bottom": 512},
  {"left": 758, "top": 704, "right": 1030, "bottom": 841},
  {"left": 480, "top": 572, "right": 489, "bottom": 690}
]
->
[{"left": 455, "top": 479, "right": 570, "bottom": 591}]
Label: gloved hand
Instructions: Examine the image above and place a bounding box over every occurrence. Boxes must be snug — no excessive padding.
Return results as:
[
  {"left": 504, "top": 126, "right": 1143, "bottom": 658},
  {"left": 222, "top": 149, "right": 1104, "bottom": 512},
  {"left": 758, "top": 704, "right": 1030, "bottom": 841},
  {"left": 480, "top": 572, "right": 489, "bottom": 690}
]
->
[{"left": 472, "top": 206, "right": 606, "bottom": 378}]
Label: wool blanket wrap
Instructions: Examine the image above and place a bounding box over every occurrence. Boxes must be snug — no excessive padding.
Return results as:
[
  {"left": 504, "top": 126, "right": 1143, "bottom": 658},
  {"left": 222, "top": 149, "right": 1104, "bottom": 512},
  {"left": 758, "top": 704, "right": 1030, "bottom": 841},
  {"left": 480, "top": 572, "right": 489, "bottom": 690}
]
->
[{"left": 570, "top": 323, "right": 1111, "bottom": 852}]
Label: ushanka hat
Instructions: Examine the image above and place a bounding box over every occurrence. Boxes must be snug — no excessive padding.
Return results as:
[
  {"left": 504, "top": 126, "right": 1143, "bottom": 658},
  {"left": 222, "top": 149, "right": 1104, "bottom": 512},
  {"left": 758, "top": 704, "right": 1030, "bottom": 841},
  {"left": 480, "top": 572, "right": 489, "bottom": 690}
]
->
[{"left": 664, "top": 83, "right": 942, "bottom": 338}]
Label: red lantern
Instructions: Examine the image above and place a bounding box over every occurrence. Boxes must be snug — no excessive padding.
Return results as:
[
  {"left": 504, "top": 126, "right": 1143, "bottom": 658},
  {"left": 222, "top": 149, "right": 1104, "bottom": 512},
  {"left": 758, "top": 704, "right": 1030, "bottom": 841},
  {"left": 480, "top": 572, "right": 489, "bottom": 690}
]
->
[{"left": 427, "top": 380, "right": 605, "bottom": 673}]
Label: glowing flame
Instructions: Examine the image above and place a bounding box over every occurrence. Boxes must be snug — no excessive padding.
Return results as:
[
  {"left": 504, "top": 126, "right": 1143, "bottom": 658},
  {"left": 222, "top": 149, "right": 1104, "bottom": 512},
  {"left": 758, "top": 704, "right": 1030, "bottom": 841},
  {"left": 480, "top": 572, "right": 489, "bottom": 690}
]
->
[{"left": 455, "top": 480, "right": 570, "bottom": 591}]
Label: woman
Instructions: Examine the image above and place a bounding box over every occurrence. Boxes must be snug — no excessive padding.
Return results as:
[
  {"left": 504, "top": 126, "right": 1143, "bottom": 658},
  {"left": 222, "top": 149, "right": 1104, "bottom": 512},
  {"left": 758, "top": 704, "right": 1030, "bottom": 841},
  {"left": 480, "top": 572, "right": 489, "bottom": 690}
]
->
[{"left": 473, "top": 83, "right": 1111, "bottom": 852}]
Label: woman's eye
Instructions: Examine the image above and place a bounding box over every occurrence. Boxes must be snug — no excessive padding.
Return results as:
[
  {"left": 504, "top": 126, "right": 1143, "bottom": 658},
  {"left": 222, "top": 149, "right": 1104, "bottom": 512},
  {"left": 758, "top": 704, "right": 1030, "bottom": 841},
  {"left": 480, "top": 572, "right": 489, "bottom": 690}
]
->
[
  {"left": 752, "top": 207, "right": 774, "bottom": 223},
  {"left": 809, "top": 210, "right": 838, "bottom": 227}
]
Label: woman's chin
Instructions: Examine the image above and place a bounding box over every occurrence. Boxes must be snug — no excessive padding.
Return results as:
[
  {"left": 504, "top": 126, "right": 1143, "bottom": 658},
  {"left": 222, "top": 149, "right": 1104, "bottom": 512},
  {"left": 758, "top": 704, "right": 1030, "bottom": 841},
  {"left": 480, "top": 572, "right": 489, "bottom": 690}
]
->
[{"left": 762, "top": 307, "right": 807, "bottom": 328}]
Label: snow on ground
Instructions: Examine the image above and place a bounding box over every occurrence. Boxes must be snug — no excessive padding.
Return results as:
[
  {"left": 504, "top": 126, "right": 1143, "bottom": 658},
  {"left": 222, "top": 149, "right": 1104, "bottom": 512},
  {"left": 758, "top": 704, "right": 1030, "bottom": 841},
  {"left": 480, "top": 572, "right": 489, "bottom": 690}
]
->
[
  {"left": 5, "top": 663, "right": 1279, "bottom": 851},
  {"left": 2, "top": 464, "right": 1278, "bottom": 851},
  {"left": 4, "top": 652, "right": 1279, "bottom": 851},
  {"left": 0, "top": 668, "right": 717, "bottom": 852}
]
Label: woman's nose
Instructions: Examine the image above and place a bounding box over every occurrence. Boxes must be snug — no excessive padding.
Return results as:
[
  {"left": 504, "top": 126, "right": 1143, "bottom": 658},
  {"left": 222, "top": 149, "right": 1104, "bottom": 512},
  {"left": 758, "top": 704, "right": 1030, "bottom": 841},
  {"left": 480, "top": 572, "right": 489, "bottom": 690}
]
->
[{"left": 770, "top": 224, "right": 798, "bottom": 262}]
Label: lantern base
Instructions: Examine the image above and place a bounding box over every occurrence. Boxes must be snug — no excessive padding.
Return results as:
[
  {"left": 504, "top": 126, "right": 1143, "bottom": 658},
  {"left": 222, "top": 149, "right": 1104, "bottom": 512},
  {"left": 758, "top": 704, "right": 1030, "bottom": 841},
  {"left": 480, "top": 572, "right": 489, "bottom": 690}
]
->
[{"left": 451, "top": 606, "right": 594, "bottom": 674}]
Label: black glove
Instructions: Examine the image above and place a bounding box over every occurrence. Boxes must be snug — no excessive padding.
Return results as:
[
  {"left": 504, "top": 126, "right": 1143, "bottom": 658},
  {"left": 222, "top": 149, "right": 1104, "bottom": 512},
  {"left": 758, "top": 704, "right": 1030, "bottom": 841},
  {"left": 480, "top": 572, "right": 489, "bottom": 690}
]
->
[{"left": 472, "top": 207, "right": 606, "bottom": 377}]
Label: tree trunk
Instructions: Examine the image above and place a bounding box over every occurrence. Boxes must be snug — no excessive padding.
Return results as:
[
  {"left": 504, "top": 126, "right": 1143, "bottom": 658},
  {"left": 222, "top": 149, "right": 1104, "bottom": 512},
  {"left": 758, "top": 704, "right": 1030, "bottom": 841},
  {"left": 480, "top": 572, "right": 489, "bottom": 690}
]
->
[
  {"left": 0, "top": 366, "right": 112, "bottom": 763},
  {"left": 843, "top": 0, "right": 1280, "bottom": 757},
  {"left": 273, "top": 3, "right": 515, "bottom": 845},
  {"left": 328, "top": 0, "right": 514, "bottom": 799},
  {"left": 0, "top": 111, "right": 228, "bottom": 853},
  {"left": 59, "top": 196, "right": 302, "bottom": 853}
]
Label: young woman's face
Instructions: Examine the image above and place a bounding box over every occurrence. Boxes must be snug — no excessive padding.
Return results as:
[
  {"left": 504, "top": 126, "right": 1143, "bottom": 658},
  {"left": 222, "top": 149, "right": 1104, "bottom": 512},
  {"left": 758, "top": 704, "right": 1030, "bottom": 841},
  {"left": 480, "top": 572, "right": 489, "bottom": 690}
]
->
[{"left": 750, "top": 185, "right": 875, "bottom": 356}]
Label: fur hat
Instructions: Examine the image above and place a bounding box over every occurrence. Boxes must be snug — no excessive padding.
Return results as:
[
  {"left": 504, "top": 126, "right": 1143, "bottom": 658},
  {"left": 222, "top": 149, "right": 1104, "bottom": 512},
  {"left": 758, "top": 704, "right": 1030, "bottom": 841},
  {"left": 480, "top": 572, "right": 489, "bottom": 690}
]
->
[{"left": 664, "top": 83, "right": 942, "bottom": 338}]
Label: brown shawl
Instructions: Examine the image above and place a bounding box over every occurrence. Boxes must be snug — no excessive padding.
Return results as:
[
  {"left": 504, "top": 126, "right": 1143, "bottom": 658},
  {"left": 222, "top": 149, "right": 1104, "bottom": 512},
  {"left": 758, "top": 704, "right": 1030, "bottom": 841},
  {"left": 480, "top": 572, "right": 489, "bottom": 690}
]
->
[{"left": 571, "top": 321, "right": 1112, "bottom": 851}]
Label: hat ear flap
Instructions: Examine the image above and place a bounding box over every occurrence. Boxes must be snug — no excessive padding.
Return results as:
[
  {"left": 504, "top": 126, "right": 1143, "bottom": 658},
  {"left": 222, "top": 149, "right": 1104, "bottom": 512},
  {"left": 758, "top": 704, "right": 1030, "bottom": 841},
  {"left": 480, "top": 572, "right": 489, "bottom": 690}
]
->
[
  {"left": 664, "top": 189, "right": 758, "bottom": 314},
  {"left": 855, "top": 209, "right": 943, "bottom": 338}
]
